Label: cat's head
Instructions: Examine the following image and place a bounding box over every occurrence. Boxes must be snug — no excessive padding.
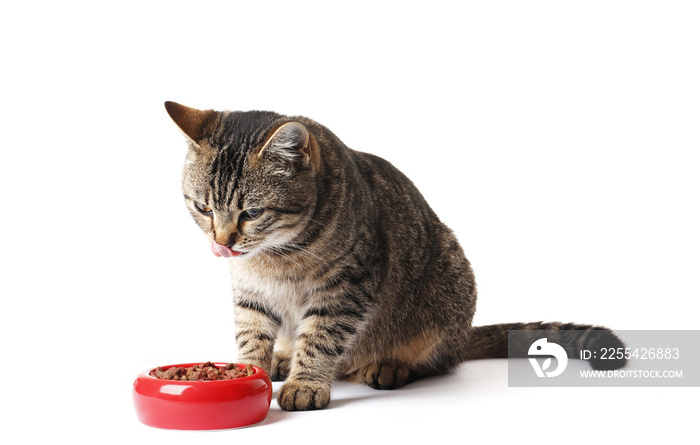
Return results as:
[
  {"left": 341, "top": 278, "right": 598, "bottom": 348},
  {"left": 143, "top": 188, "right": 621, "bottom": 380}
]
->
[{"left": 165, "top": 101, "right": 320, "bottom": 259}]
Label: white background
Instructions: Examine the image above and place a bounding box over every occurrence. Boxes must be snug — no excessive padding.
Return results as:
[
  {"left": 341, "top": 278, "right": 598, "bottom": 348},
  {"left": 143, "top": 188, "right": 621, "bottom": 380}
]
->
[{"left": 2, "top": 1, "right": 698, "bottom": 443}]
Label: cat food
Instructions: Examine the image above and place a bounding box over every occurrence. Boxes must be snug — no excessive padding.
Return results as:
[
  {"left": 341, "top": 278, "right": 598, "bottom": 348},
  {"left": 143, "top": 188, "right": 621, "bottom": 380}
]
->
[{"left": 149, "top": 362, "right": 255, "bottom": 381}]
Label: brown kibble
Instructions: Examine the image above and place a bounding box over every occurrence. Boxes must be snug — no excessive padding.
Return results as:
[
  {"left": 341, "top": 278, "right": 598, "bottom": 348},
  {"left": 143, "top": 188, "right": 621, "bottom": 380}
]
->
[{"left": 150, "top": 362, "right": 255, "bottom": 381}]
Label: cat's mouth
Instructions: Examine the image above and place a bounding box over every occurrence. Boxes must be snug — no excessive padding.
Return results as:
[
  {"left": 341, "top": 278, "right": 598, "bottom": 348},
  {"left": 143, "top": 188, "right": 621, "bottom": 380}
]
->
[{"left": 211, "top": 240, "right": 248, "bottom": 258}]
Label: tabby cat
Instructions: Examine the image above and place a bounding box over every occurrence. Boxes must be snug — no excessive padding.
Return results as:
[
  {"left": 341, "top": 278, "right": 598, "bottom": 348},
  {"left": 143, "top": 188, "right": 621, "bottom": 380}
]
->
[{"left": 164, "top": 101, "right": 625, "bottom": 411}]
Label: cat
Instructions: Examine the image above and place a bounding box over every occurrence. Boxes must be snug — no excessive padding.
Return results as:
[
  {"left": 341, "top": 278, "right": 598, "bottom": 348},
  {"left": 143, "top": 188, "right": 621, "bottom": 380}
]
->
[{"left": 164, "top": 101, "right": 626, "bottom": 411}]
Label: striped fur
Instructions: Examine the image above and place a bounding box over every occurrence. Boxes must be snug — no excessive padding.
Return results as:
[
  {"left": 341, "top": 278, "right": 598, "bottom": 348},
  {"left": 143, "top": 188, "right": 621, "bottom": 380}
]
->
[{"left": 165, "top": 102, "right": 625, "bottom": 411}]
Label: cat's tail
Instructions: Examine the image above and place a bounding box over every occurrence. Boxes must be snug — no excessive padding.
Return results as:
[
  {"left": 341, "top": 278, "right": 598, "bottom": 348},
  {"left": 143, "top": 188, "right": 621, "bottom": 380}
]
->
[{"left": 462, "top": 321, "right": 627, "bottom": 370}]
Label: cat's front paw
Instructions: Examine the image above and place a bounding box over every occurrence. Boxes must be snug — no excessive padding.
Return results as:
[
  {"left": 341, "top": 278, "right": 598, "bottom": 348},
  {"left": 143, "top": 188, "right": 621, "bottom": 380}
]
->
[
  {"left": 270, "top": 351, "right": 291, "bottom": 382},
  {"left": 277, "top": 380, "right": 331, "bottom": 411}
]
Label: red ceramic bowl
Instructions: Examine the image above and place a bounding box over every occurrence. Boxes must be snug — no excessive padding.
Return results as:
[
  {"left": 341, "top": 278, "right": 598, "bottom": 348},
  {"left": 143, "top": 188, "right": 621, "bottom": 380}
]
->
[{"left": 133, "top": 362, "right": 272, "bottom": 430}]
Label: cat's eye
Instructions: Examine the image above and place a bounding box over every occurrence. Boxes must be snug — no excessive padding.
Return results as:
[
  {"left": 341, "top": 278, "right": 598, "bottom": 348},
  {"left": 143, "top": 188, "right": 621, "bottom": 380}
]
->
[
  {"left": 194, "top": 201, "right": 213, "bottom": 215},
  {"left": 240, "top": 208, "right": 263, "bottom": 221}
]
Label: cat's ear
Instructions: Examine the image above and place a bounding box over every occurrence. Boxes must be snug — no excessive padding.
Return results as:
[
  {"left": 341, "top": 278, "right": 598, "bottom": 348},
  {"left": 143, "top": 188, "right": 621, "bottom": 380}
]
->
[
  {"left": 164, "top": 101, "right": 217, "bottom": 145},
  {"left": 258, "top": 122, "right": 311, "bottom": 164}
]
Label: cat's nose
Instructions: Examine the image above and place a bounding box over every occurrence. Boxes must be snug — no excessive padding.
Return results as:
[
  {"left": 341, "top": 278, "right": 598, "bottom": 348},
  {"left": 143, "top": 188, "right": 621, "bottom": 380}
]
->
[{"left": 214, "top": 231, "right": 238, "bottom": 248}]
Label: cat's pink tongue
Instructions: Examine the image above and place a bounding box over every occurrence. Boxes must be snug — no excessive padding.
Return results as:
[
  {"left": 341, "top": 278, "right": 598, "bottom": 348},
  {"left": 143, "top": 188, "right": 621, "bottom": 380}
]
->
[{"left": 211, "top": 240, "right": 243, "bottom": 258}]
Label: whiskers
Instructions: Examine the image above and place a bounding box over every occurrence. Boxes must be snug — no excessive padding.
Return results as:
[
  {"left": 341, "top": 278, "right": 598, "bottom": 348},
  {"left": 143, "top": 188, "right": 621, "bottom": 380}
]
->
[
  {"left": 259, "top": 241, "right": 324, "bottom": 271},
  {"left": 256, "top": 247, "right": 283, "bottom": 271},
  {"left": 253, "top": 215, "right": 328, "bottom": 274}
]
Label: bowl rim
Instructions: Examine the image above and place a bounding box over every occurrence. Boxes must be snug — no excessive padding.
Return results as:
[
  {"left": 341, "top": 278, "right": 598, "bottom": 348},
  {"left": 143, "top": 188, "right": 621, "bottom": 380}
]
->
[{"left": 140, "top": 362, "right": 264, "bottom": 383}]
